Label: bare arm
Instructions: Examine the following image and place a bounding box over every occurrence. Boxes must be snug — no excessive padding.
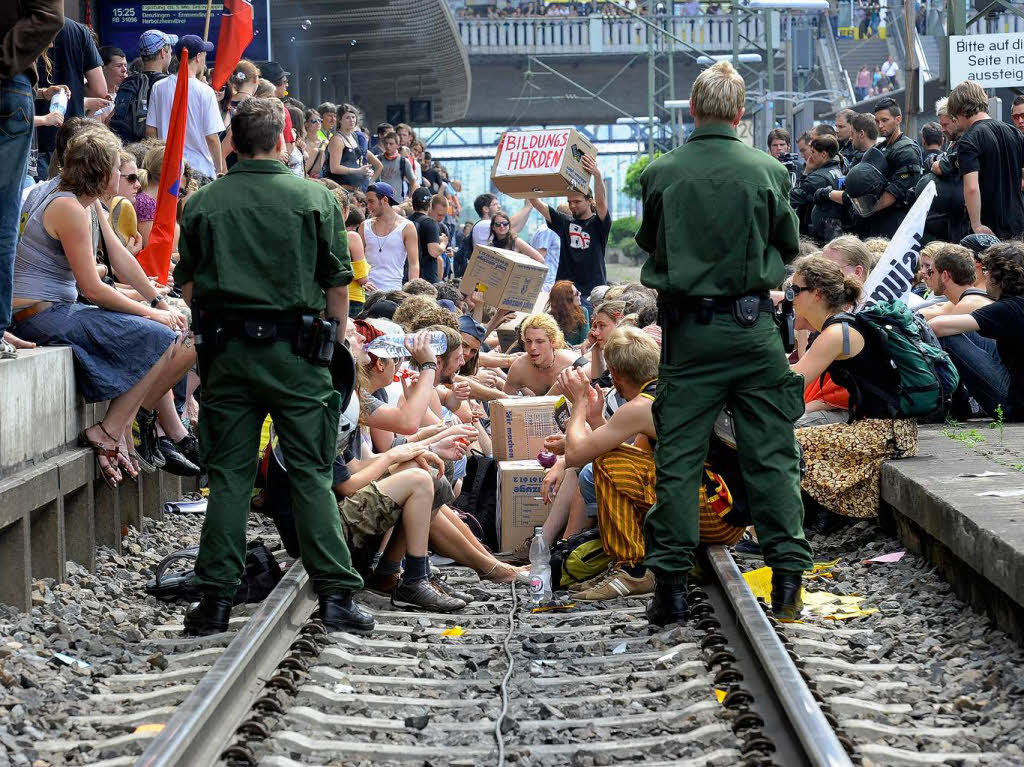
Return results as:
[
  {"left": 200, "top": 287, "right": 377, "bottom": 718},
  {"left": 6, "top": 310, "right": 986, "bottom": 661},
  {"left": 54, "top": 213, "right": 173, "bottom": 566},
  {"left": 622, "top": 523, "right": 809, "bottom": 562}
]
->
[
  {"left": 325, "top": 285, "right": 349, "bottom": 341},
  {"left": 527, "top": 197, "right": 552, "bottom": 222},
  {"left": 403, "top": 223, "right": 419, "bottom": 281},
  {"left": 963, "top": 171, "right": 994, "bottom": 235},
  {"left": 515, "top": 237, "right": 544, "bottom": 263},
  {"left": 205, "top": 134, "right": 225, "bottom": 175},
  {"left": 508, "top": 200, "right": 533, "bottom": 235},
  {"left": 583, "top": 154, "right": 608, "bottom": 220},
  {"left": 145, "top": 126, "right": 157, "bottom": 139},
  {"left": 929, "top": 313, "right": 980, "bottom": 338},
  {"left": 84, "top": 66, "right": 107, "bottom": 98},
  {"left": 870, "top": 190, "right": 897, "bottom": 214},
  {"left": 367, "top": 152, "right": 383, "bottom": 181}
]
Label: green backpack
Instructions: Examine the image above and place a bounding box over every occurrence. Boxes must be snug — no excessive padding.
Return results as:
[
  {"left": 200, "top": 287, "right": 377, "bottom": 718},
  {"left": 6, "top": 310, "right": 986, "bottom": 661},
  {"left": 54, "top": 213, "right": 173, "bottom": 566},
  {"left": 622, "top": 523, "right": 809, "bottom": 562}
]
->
[
  {"left": 824, "top": 300, "right": 959, "bottom": 422},
  {"left": 550, "top": 528, "right": 613, "bottom": 589}
]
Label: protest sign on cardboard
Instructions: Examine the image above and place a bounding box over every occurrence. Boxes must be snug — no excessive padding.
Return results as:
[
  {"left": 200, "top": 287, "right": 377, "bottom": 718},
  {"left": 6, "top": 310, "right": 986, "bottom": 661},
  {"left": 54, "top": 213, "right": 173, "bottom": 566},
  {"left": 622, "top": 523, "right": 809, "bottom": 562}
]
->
[
  {"left": 491, "top": 128, "right": 598, "bottom": 198},
  {"left": 491, "top": 396, "right": 560, "bottom": 461}
]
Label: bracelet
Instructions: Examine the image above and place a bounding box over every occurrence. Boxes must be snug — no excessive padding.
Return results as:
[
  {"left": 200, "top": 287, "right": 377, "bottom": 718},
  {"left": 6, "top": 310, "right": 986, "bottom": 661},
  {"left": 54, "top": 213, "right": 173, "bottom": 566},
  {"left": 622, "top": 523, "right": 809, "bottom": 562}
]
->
[{"left": 419, "top": 362, "right": 437, "bottom": 371}]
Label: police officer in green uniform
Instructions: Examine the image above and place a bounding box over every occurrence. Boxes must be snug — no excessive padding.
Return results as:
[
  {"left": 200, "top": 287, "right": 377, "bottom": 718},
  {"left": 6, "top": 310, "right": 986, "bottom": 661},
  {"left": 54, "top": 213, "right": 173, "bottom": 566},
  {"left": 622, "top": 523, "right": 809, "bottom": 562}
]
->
[
  {"left": 861, "top": 97, "right": 923, "bottom": 238},
  {"left": 636, "top": 61, "right": 813, "bottom": 625},
  {"left": 175, "top": 97, "right": 373, "bottom": 636}
]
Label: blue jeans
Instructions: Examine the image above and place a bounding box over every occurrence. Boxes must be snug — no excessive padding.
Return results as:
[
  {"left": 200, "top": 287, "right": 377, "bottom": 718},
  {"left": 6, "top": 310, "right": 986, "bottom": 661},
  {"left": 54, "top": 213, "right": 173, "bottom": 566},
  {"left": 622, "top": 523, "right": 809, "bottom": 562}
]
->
[
  {"left": 939, "top": 332, "right": 1014, "bottom": 419},
  {"left": 0, "top": 75, "right": 34, "bottom": 334},
  {"left": 578, "top": 462, "right": 598, "bottom": 518}
]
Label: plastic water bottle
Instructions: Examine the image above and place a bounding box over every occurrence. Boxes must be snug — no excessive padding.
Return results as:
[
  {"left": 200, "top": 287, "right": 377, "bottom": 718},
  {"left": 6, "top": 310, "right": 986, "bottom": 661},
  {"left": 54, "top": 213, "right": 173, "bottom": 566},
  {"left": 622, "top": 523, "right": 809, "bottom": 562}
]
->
[
  {"left": 366, "top": 331, "right": 447, "bottom": 358},
  {"left": 529, "top": 527, "right": 552, "bottom": 603},
  {"left": 49, "top": 90, "right": 68, "bottom": 117}
]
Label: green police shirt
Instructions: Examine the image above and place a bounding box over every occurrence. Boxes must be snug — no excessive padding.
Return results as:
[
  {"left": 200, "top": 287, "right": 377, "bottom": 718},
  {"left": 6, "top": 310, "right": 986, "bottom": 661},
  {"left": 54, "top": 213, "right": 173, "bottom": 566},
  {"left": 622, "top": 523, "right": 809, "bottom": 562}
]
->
[
  {"left": 636, "top": 123, "right": 800, "bottom": 298},
  {"left": 175, "top": 159, "right": 352, "bottom": 313}
]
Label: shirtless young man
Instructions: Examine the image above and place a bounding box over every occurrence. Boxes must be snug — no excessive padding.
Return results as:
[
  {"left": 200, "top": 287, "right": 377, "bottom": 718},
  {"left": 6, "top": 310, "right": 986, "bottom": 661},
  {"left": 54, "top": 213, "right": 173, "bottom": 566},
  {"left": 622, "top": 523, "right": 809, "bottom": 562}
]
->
[{"left": 503, "top": 313, "right": 585, "bottom": 396}]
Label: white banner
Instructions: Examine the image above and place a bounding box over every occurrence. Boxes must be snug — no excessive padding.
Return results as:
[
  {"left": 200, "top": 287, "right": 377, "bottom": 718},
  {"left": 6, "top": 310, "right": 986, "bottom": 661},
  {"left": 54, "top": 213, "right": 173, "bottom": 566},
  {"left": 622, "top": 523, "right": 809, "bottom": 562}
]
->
[
  {"left": 493, "top": 129, "right": 571, "bottom": 176},
  {"left": 858, "top": 181, "right": 936, "bottom": 308}
]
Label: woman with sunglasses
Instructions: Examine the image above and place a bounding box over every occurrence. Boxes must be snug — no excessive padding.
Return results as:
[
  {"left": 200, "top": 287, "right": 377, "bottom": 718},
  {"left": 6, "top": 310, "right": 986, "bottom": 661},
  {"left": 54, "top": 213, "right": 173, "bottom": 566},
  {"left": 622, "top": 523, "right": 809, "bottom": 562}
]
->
[
  {"left": 303, "top": 109, "right": 327, "bottom": 178},
  {"left": 787, "top": 254, "right": 917, "bottom": 524},
  {"left": 488, "top": 213, "right": 543, "bottom": 263}
]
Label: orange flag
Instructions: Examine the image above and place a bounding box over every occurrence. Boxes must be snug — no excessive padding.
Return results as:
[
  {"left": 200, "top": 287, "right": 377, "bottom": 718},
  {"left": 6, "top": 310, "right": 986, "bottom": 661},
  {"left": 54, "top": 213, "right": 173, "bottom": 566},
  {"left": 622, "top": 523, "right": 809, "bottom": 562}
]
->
[{"left": 137, "top": 49, "right": 189, "bottom": 283}]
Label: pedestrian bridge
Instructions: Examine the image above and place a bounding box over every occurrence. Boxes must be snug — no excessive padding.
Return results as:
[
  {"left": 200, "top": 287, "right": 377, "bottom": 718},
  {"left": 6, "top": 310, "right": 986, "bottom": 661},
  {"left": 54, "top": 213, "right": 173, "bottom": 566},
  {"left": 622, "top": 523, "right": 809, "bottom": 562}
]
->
[{"left": 457, "top": 13, "right": 782, "bottom": 56}]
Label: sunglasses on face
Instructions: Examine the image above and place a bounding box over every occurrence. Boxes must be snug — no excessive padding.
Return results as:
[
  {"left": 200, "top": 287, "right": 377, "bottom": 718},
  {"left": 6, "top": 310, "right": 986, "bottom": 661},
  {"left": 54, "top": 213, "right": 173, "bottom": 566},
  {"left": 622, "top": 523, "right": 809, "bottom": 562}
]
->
[
  {"left": 123, "top": 173, "right": 140, "bottom": 184},
  {"left": 309, "top": 118, "right": 322, "bottom": 124},
  {"left": 493, "top": 221, "right": 510, "bottom": 228},
  {"left": 788, "top": 283, "right": 809, "bottom": 296}
]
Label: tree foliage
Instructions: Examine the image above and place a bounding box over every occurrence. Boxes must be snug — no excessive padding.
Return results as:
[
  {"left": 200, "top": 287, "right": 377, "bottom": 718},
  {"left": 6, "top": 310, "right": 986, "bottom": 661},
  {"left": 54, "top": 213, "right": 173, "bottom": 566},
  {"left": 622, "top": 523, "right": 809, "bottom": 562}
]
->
[{"left": 622, "top": 152, "right": 660, "bottom": 201}]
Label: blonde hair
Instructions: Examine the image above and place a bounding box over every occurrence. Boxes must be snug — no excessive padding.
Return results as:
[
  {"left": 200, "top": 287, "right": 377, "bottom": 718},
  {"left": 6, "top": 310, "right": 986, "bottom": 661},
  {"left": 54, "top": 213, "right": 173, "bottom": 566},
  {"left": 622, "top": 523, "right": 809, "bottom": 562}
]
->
[
  {"left": 863, "top": 237, "right": 890, "bottom": 268},
  {"left": 60, "top": 128, "right": 122, "bottom": 198},
  {"left": 823, "top": 234, "right": 872, "bottom": 275},
  {"left": 392, "top": 295, "right": 436, "bottom": 330},
  {"left": 920, "top": 240, "right": 949, "bottom": 262},
  {"left": 520, "top": 313, "right": 567, "bottom": 349},
  {"left": 604, "top": 327, "right": 659, "bottom": 385},
  {"left": 142, "top": 144, "right": 166, "bottom": 184},
  {"left": 690, "top": 60, "right": 745, "bottom": 122},
  {"left": 934, "top": 97, "right": 949, "bottom": 117}
]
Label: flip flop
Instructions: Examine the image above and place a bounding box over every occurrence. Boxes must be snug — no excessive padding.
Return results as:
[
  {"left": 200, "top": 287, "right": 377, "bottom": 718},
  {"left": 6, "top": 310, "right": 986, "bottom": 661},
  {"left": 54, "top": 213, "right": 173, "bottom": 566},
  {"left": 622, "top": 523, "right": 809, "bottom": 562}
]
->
[{"left": 144, "top": 547, "right": 201, "bottom": 602}]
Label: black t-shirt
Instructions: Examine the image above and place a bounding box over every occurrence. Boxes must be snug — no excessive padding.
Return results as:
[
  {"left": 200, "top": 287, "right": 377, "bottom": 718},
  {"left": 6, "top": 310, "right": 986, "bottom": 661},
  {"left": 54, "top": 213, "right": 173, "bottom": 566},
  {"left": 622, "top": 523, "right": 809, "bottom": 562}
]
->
[
  {"left": 957, "top": 118, "right": 1024, "bottom": 239},
  {"left": 972, "top": 295, "right": 1024, "bottom": 416},
  {"left": 34, "top": 19, "right": 103, "bottom": 154},
  {"left": 546, "top": 206, "right": 611, "bottom": 297},
  {"left": 422, "top": 167, "right": 443, "bottom": 194},
  {"left": 410, "top": 211, "right": 441, "bottom": 284}
]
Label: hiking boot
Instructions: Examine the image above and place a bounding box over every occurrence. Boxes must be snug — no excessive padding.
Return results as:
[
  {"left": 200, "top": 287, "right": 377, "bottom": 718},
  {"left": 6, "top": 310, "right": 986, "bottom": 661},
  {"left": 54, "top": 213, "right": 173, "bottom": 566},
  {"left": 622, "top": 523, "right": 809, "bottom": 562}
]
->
[
  {"left": 134, "top": 409, "right": 165, "bottom": 470},
  {"left": 183, "top": 596, "right": 232, "bottom": 636},
  {"left": 568, "top": 566, "right": 613, "bottom": 592},
  {"left": 364, "top": 571, "right": 401, "bottom": 597},
  {"left": 646, "top": 581, "right": 690, "bottom": 627},
  {"left": 430, "top": 573, "right": 474, "bottom": 605},
  {"left": 771, "top": 572, "right": 804, "bottom": 621},
  {"left": 576, "top": 567, "right": 655, "bottom": 601},
  {"left": 392, "top": 578, "right": 466, "bottom": 612},
  {"left": 496, "top": 535, "right": 532, "bottom": 565},
  {"left": 157, "top": 437, "right": 202, "bottom": 476},
  {"left": 320, "top": 592, "right": 375, "bottom": 633}
]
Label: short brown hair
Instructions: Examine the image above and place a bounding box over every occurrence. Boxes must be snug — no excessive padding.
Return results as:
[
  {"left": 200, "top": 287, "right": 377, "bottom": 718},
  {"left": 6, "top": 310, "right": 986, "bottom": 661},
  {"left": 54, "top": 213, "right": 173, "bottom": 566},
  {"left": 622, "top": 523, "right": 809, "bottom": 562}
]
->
[
  {"left": 383, "top": 131, "right": 399, "bottom": 144},
  {"left": 690, "top": 60, "right": 745, "bottom": 122},
  {"left": 850, "top": 112, "right": 879, "bottom": 140},
  {"left": 403, "top": 278, "right": 438, "bottom": 299},
  {"left": 232, "top": 97, "right": 285, "bottom": 156},
  {"left": 809, "top": 134, "right": 839, "bottom": 157},
  {"left": 60, "top": 128, "right": 121, "bottom": 198},
  {"left": 393, "top": 294, "right": 437, "bottom": 330},
  {"left": 767, "top": 127, "right": 790, "bottom": 147},
  {"left": 947, "top": 81, "right": 989, "bottom": 119},
  {"left": 934, "top": 244, "right": 977, "bottom": 286}
]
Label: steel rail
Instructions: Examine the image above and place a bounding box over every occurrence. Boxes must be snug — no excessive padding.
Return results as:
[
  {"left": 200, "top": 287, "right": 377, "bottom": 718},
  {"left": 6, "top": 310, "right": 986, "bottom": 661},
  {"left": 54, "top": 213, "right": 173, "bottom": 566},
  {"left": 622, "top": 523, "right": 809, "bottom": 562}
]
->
[
  {"left": 135, "top": 561, "right": 317, "bottom": 767},
  {"left": 705, "top": 545, "right": 854, "bottom": 767}
]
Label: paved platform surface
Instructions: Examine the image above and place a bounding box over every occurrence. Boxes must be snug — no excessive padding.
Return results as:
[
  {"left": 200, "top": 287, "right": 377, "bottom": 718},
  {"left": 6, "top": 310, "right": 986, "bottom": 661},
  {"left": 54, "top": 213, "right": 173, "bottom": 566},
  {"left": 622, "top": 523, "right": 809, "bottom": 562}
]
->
[{"left": 881, "top": 422, "right": 1024, "bottom": 636}]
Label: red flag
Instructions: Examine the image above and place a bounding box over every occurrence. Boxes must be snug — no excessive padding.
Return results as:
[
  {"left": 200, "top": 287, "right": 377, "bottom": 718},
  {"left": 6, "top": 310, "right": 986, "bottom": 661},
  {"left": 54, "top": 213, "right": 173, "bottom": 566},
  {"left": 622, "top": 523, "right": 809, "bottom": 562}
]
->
[
  {"left": 137, "top": 49, "right": 189, "bottom": 283},
  {"left": 211, "top": 0, "right": 254, "bottom": 92}
]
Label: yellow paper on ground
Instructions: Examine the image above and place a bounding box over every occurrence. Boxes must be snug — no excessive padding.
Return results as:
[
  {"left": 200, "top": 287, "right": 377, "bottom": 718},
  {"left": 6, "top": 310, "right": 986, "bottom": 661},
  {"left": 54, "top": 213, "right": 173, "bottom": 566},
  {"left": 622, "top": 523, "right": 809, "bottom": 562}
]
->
[
  {"left": 440, "top": 626, "right": 465, "bottom": 638},
  {"left": 741, "top": 564, "right": 877, "bottom": 621},
  {"left": 133, "top": 723, "right": 165, "bottom": 735},
  {"left": 715, "top": 688, "right": 727, "bottom": 703}
]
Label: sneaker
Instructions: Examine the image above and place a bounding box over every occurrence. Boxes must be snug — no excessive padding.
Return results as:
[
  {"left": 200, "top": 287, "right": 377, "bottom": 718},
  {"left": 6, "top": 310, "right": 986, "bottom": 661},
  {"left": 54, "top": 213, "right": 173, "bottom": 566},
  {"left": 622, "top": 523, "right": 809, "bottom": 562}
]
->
[
  {"left": 576, "top": 567, "right": 655, "bottom": 601},
  {"left": 732, "top": 534, "right": 763, "bottom": 560},
  {"left": 496, "top": 535, "right": 532, "bottom": 565},
  {"left": 392, "top": 578, "right": 466, "bottom": 612},
  {"left": 176, "top": 433, "right": 202, "bottom": 469},
  {"left": 364, "top": 571, "right": 401, "bottom": 597},
  {"left": 157, "top": 437, "right": 202, "bottom": 476},
  {"left": 0, "top": 338, "right": 17, "bottom": 360},
  {"left": 568, "top": 566, "right": 613, "bottom": 592},
  {"left": 134, "top": 409, "right": 165, "bottom": 470},
  {"left": 430, "top": 573, "right": 474, "bottom": 604}
]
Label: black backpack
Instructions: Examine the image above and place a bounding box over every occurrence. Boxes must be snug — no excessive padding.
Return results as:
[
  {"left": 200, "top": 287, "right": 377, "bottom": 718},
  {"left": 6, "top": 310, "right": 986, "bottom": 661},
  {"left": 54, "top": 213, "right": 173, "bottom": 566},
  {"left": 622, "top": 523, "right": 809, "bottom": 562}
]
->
[
  {"left": 452, "top": 453, "right": 498, "bottom": 550},
  {"left": 111, "top": 71, "right": 165, "bottom": 143}
]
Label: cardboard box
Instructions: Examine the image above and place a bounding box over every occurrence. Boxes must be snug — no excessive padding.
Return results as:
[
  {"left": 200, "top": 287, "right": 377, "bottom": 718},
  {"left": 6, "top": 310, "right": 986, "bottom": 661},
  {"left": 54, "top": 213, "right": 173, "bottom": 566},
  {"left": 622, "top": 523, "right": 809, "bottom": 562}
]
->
[
  {"left": 491, "top": 396, "right": 560, "bottom": 461},
  {"left": 490, "top": 128, "right": 598, "bottom": 199},
  {"left": 497, "top": 460, "right": 549, "bottom": 551},
  {"left": 459, "top": 244, "right": 548, "bottom": 312}
]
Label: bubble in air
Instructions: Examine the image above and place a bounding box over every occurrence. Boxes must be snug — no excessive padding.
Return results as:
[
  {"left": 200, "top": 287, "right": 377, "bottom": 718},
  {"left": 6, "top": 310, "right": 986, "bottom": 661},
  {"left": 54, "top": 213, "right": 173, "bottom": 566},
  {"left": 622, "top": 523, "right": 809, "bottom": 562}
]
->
[{"left": 301, "top": 19, "right": 312, "bottom": 30}]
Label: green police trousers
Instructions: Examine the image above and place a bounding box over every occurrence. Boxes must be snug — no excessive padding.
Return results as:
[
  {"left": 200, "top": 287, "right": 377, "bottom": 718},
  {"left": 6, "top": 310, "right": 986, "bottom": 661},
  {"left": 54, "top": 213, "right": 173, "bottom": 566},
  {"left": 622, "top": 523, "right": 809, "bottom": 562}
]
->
[
  {"left": 644, "top": 312, "right": 813, "bottom": 582},
  {"left": 193, "top": 339, "right": 362, "bottom": 599}
]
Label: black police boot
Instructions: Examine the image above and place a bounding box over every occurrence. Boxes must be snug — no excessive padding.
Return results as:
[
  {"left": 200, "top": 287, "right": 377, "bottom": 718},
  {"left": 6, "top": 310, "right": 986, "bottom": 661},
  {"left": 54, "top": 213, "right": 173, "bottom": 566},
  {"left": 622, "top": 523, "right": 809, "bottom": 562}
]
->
[
  {"left": 771, "top": 571, "right": 804, "bottom": 621},
  {"left": 646, "top": 580, "right": 690, "bottom": 626},
  {"left": 319, "top": 592, "right": 375, "bottom": 633},
  {"left": 183, "top": 596, "right": 232, "bottom": 636}
]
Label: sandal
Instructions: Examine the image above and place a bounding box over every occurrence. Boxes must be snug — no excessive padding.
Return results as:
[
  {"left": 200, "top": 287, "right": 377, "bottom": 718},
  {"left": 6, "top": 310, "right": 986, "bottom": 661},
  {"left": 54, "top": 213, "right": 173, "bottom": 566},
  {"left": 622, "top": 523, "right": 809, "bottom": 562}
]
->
[
  {"left": 78, "top": 423, "right": 122, "bottom": 489},
  {"left": 144, "top": 547, "right": 201, "bottom": 602},
  {"left": 116, "top": 437, "right": 139, "bottom": 482}
]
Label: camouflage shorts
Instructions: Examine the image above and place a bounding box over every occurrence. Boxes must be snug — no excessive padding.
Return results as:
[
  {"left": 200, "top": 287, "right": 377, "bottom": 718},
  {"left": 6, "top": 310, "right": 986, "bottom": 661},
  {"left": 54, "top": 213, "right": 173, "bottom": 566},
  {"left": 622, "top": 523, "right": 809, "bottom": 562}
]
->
[{"left": 339, "top": 482, "right": 403, "bottom": 554}]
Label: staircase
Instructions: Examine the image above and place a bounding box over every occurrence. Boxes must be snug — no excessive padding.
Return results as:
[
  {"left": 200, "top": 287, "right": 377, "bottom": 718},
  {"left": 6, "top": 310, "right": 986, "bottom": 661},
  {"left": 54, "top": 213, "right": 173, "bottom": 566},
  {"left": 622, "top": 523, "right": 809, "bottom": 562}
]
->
[{"left": 835, "top": 37, "right": 895, "bottom": 100}]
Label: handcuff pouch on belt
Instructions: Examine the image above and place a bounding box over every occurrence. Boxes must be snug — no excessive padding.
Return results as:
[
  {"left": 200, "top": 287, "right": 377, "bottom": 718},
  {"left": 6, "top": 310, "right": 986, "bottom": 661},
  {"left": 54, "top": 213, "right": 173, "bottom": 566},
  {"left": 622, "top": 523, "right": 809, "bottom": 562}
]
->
[{"left": 196, "top": 311, "right": 337, "bottom": 366}]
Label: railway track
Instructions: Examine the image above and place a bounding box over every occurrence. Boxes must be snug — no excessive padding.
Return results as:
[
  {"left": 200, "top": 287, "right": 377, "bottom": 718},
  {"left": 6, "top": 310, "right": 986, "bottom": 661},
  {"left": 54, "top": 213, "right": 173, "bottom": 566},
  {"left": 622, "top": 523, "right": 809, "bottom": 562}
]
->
[{"left": 49, "top": 542, "right": 1006, "bottom": 766}]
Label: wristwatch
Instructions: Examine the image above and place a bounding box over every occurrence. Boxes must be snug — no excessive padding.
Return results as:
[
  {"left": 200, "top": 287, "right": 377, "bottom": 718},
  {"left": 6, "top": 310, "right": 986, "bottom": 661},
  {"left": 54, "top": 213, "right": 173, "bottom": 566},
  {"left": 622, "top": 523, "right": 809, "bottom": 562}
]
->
[{"left": 150, "top": 296, "right": 162, "bottom": 308}]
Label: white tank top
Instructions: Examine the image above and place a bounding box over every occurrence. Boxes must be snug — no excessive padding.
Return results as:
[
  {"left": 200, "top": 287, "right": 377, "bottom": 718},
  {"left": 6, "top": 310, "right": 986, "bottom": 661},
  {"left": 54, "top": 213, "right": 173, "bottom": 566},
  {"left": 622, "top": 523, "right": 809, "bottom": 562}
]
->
[{"left": 362, "top": 217, "right": 412, "bottom": 292}]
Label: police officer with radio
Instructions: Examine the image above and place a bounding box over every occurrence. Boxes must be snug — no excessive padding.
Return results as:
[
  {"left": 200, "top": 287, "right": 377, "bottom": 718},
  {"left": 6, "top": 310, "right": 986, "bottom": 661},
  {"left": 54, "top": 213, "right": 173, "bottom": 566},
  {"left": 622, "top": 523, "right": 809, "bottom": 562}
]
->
[
  {"left": 859, "top": 98, "right": 923, "bottom": 238},
  {"left": 636, "top": 61, "right": 813, "bottom": 626},
  {"left": 175, "top": 97, "right": 373, "bottom": 636}
]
